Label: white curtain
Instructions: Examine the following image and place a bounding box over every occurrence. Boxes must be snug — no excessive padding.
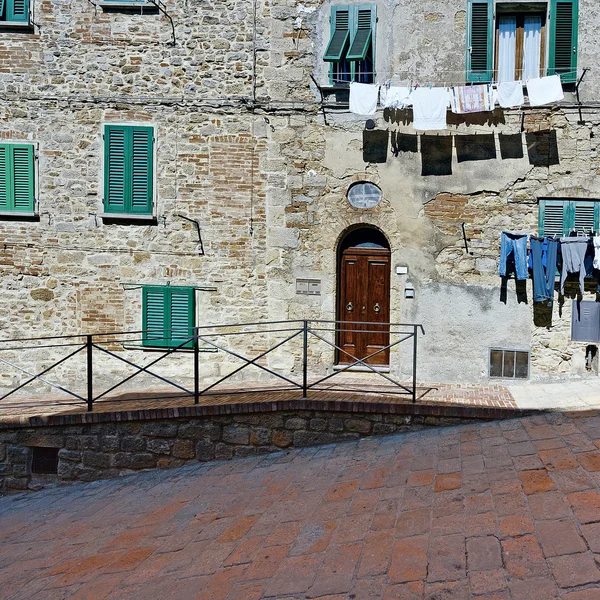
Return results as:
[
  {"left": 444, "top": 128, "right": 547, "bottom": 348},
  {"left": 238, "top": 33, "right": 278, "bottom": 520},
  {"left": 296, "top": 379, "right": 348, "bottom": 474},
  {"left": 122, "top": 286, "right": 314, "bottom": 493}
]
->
[
  {"left": 522, "top": 16, "right": 542, "bottom": 80},
  {"left": 498, "top": 16, "right": 517, "bottom": 82}
]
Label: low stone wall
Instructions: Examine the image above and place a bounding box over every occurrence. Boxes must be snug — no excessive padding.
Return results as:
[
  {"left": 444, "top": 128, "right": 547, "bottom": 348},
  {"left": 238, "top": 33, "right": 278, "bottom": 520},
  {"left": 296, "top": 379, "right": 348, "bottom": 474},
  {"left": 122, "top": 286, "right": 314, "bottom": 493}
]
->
[{"left": 0, "top": 409, "right": 479, "bottom": 492}]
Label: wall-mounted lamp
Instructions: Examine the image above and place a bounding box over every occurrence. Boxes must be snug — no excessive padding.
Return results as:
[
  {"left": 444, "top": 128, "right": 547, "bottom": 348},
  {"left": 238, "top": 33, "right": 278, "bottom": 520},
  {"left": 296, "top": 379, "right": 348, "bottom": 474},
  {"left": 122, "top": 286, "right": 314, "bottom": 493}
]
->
[
  {"left": 365, "top": 119, "right": 376, "bottom": 130},
  {"left": 404, "top": 282, "right": 415, "bottom": 299}
]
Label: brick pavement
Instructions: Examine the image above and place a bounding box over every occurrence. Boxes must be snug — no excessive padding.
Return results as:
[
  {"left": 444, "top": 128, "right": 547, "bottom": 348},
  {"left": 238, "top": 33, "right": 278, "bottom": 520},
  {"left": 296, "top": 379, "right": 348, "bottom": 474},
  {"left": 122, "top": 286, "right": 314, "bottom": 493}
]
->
[{"left": 2, "top": 410, "right": 600, "bottom": 599}]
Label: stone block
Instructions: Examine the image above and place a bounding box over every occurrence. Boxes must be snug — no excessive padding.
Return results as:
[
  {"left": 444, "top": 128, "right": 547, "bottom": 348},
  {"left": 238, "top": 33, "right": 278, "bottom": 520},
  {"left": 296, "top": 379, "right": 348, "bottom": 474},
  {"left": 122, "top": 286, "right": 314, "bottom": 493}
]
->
[
  {"left": 285, "top": 417, "right": 307, "bottom": 431},
  {"left": 373, "top": 423, "right": 398, "bottom": 435},
  {"left": 310, "top": 419, "right": 327, "bottom": 431},
  {"left": 233, "top": 415, "right": 261, "bottom": 425},
  {"left": 157, "top": 458, "right": 185, "bottom": 469},
  {"left": 293, "top": 431, "right": 338, "bottom": 447},
  {"left": 195, "top": 440, "right": 215, "bottom": 462},
  {"left": 121, "top": 437, "right": 147, "bottom": 452},
  {"left": 147, "top": 439, "right": 173, "bottom": 455},
  {"left": 172, "top": 439, "right": 195, "bottom": 460},
  {"left": 79, "top": 436, "right": 100, "bottom": 451},
  {"left": 5, "top": 477, "right": 29, "bottom": 490},
  {"left": 222, "top": 426, "right": 250, "bottom": 445},
  {"left": 344, "top": 419, "right": 372, "bottom": 434},
  {"left": 112, "top": 452, "right": 157, "bottom": 470},
  {"left": 99, "top": 436, "right": 120, "bottom": 453},
  {"left": 273, "top": 430, "right": 293, "bottom": 448},
  {"left": 58, "top": 449, "right": 81, "bottom": 463},
  {"left": 179, "top": 422, "right": 221, "bottom": 441},
  {"left": 328, "top": 418, "right": 345, "bottom": 432},
  {"left": 7, "top": 446, "right": 30, "bottom": 464},
  {"left": 250, "top": 427, "right": 272, "bottom": 446},
  {"left": 65, "top": 437, "right": 80, "bottom": 450},
  {"left": 11, "top": 463, "right": 30, "bottom": 477},
  {"left": 82, "top": 451, "right": 112, "bottom": 469},
  {"left": 142, "top": 422, "right": 179, "bottom": 438},
  {"left": 17, "top": 433, "right": 64, "bottom": 448},
  {"left": 214, "top": 443, "right": 233, "bottom": 460}
]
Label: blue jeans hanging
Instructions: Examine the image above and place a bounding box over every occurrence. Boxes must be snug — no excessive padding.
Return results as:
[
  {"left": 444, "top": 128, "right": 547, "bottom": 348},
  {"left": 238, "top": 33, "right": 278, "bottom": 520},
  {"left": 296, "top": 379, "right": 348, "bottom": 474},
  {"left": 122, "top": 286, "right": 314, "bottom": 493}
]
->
[
  {"left": 499, "top": 232, "right": 528, "bottom": 280},
  {"left": 530, "top": 236, "right": 558, "bottom": 304}
]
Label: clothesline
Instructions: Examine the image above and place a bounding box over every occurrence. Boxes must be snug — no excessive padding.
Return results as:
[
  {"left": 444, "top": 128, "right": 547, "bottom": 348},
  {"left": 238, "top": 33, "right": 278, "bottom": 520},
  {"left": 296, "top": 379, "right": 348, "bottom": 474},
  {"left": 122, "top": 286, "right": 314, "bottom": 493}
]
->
[{"left": 349, "top": 76, "right": 565, "bottom": 130}]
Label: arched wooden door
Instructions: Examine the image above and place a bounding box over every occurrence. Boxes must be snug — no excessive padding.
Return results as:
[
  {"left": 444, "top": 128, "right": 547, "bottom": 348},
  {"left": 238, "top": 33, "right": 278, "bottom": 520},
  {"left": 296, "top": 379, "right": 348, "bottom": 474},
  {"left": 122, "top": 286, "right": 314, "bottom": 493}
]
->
[{"left": 337, "top": 231, "right": 391, "bottom": 366}]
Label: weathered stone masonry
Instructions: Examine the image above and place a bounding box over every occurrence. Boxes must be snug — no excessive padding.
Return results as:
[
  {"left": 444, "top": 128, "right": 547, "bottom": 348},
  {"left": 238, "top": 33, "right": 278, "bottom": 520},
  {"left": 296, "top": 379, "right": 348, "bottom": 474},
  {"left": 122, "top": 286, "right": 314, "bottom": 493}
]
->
[{"left": 1, "top": 0, "right": 600, "bottom": 392}]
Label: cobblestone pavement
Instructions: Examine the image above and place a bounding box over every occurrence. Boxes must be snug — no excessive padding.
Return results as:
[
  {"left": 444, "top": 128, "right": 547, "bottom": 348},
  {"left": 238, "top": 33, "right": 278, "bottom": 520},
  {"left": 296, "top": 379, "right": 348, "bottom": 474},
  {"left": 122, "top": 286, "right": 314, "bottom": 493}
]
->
[{"left": 2, "top": 411, "right": 600, "bottom": 599}]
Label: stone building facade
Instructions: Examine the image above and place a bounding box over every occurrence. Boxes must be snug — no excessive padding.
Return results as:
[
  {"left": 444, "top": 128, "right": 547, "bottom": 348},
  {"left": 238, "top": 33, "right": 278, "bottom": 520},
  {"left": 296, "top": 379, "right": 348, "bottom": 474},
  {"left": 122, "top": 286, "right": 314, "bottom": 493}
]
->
[{"left": 0, "top": 0, "right": 599, "bottom": 394}]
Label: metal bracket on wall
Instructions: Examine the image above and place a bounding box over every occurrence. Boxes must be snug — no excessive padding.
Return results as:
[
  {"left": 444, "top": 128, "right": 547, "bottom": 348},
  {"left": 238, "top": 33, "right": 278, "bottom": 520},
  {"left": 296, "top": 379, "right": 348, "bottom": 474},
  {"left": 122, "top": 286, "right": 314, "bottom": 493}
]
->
[
  {"left": 147, "top": 0, "right": 176, "bottom": 46},
  {"left": 461, "top": 222, "right": 472, "bottom": 255},
  {"left": 309, "top": 74, "right": 329, "bottom": 126},
  {"left": 575, "top": 68, "right": 589, "bottom": 125},
  {"left": 175, "top": 214, "right": 205, "bottom": 255}
]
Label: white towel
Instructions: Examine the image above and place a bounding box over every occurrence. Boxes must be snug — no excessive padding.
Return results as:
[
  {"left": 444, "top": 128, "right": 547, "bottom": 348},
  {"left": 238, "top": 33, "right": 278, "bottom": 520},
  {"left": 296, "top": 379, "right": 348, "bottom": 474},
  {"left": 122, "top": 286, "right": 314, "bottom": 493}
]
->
[
  {"left": 594, "top": 236, "right": 600, "bottom": 270},
  {"left": 380, "top": 86, "right": 412, "bottom": 109},
  {"left": 496, "top": 81, "right": 524, "bottom": 108},
  {"left": 349, "top": 82, "right": 380, "bottom": 116},
  {"left": 526, "top": 75, "right": 564, "bottom": 107},
  {"left": 411, "top": 87, "right": 449, "bottom": 131}
]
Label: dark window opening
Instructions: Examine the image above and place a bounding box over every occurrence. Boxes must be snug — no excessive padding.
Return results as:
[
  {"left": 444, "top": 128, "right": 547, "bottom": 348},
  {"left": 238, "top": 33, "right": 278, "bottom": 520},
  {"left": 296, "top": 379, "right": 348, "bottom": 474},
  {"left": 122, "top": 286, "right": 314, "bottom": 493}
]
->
[{"left": 31, "top": 447, "right": 59, "bottom": 474}]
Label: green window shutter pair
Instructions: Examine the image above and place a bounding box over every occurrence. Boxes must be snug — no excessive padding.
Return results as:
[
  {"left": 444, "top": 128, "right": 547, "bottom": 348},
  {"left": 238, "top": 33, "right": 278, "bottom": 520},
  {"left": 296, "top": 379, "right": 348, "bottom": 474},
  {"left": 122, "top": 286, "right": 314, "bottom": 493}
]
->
[
  {"left": 324, "top": 5, "right": 375, "bottom": 62},
  {"left": 539, "top": 200, "right": 598, "bottom": 236},
  {"left": 0, "top": 143, "right": 35, "bottom": 212},
  {"left": 104, "top": 125, "right": 153, "bottom": 215},
  {"left": 142, "top": 286, "right": 195, "bottom": 349},
  {"left": 466, "top": 0, "right": 578, "bottom": 84}
]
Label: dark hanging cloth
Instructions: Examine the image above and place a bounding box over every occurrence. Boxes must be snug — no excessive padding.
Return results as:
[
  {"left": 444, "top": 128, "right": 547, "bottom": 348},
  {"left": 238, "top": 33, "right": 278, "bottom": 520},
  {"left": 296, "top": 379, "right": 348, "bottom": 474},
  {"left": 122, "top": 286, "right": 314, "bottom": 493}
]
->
[{"left": 530, "top": 236, "right": 558, "bottom": 305}]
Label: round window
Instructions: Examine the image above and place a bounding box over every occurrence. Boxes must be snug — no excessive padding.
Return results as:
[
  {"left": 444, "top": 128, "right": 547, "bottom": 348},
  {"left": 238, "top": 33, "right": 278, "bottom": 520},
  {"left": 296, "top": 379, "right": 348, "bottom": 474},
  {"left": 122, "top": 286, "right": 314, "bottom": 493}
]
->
[{"left": 347, "top": 182, "right": 382, "bottom": 209}]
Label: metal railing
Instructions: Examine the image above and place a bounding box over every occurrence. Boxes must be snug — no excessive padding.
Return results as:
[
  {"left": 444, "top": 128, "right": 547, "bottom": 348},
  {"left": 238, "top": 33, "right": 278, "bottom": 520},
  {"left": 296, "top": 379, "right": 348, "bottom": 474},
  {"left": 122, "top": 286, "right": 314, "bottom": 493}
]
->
[{"left": 0, "top": 320, "right": 424, "bottom": 411}]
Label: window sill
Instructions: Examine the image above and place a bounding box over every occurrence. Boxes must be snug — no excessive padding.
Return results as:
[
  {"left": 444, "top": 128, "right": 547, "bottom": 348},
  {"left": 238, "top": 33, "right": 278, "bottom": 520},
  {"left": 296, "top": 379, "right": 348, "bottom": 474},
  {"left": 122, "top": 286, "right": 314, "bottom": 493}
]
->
[
  {"left": 96, "top": 1, "right": 158, "bottom": 9},
  {"left": 332, "top": 364, "right": 390, "bottom": 373},
  {"left": 122, "top": 344, "right": 217, "bottom": 353},
  {"left": 0, "top": 21, "right": 33, "bottom": 29},
  {"left": 0, "top": 211, "right": 39, "bottom": 221},
  {"left": 99, "top": 212, "right": 157, "bottom": 224}
]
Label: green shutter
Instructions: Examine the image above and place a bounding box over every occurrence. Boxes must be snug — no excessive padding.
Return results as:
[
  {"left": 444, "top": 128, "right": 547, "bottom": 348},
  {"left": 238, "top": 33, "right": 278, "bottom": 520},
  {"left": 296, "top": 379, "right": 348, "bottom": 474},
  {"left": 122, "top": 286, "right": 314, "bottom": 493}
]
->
[
  {"left": 7, "top": 0, "right": 29, "bottom": 22},
  {"left": 104, "top": 126, "right": 127, "bottom": 213},
  {"left": 12, "top": 145, "right": 34, "bottom": 211},
  {"left": 573, "top": 201, "right": 597, "bottom": 234},
  {"left": 549, "top": 0, "right": 578, "bottom": 84},
  {"left": 466, "top": 0, "right": 493, "bottom": 83},
  {"left": 0, "top": 143, "right": 34, "bottom": 213},
  {"left": 346, "top": 6, "right": 374, "bottom": 61},
  {"left": 539, "top": 199, "right": 568, "bottom": 236},
  {"left": 142, "top": 286, "right": 194, "bottom": 349},
  {"left": 130, "top": 127, "right": 153, "bottom": 215},
  {"left": 0, "top": 0, "right": 6, "bottom": 20},
  {"left": 324, "top": 7, "right": 350, "bottom": 61},
  {"left": 143, "top": 287, "right": 167, "bottom": 347},
  {"left": 104, "top": 125, "right": 153, "bottom": 214},
  {"left": 0, "top": 146, "right": 8, "bottom": 210},
  {"left": 169, "top": 288, "right": 195, "bottom": 349}
]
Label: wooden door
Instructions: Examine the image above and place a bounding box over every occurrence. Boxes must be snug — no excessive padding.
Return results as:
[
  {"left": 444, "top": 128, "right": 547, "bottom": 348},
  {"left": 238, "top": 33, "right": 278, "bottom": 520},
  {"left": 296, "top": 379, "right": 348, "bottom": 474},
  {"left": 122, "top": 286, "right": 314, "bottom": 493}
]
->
[{"left": 338, "top": 247, "right": 391, "bottom": 365}]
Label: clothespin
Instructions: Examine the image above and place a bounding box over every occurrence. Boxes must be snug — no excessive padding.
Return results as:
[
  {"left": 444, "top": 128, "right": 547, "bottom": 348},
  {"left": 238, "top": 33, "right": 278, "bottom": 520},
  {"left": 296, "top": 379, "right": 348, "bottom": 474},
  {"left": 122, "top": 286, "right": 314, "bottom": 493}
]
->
[{"left": 429, "top": 82, "right": 433, "bottom": 89}]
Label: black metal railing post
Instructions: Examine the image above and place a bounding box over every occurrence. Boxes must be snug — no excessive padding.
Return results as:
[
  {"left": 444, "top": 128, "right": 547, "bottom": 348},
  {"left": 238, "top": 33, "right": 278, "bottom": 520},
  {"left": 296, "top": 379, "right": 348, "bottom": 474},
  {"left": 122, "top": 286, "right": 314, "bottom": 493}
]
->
[
  {"left": 302, "top": 320, "right": 308, "bottom": 398},
  {"left": 412, "top": 325, "right": 418, "bottom": 403},
  {"left": 193, "top": 327, "right": 199, "bottom": 405},
  {"left": 86, "top": 335, "right": 93, "bottom": 412}
]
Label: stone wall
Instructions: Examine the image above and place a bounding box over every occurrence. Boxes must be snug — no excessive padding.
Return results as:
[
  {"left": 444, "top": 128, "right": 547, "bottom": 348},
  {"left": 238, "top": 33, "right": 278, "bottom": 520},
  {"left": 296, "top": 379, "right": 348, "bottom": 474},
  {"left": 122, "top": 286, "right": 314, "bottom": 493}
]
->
[{"left": 0, "top": 409, "right": 480, "bottom": 492}]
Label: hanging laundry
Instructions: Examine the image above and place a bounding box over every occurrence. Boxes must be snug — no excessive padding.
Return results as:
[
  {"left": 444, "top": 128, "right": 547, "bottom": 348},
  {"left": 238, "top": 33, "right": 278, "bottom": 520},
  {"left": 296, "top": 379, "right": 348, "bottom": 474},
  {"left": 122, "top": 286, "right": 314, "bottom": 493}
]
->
[
  {"left": 495, "top": 81, "right": 524, "bottom": 108},
  {"left": 593, "top": 236, "right": 600, "bottom": 270},
  {"left": 498, "top": 232, "right": 528, "bottom": 280},
  {"left": 559, "top": 237, "right": 587, "bottom": 295},
  {"left": 349, "top": 82, "right": 380, "bottom": 116},
  {"left": 411, "top": 87, "right": 449, "bottom": 131},
  {"left": 526, "top": 75, "right": 564, "bottom": 107},
  {"left": 449, "top": 84, "right": 495, "bottom": 114},
  {"left": 530, "top": 236, "right": 559, "bottom": 304},
  {"left": 380, "top": 86, "right": 412, "bottom": 109}
]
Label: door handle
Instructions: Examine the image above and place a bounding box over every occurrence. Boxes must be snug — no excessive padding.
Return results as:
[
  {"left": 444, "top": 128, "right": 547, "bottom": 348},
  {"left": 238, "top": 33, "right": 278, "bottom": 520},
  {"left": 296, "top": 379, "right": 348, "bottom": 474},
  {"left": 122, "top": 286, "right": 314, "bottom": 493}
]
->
[
  {"left": 374, "top": 302, "right": 380, "bottom": 314},
  {"left": 346, "top": 301, "right": 353, "bottom": 312}
]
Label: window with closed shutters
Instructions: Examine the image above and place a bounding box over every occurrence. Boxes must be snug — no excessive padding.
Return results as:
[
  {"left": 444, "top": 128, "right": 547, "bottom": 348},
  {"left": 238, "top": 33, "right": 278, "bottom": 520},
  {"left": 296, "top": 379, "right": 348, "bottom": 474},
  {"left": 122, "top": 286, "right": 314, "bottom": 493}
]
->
[
  {"left": 0, "top": 143, "right": 35, "bottom": 213},
  {"left": 104, "top": 125, "right": 153, "bottom": 215},
  {"left": 0, "top": 0, "right": 30, "bottom": 23},
  {"left": 539, "top": 199, "right": 600, "bottom": 237},
  {"left": 142, "top": 286, "right": 195, "bottom": 349}
]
